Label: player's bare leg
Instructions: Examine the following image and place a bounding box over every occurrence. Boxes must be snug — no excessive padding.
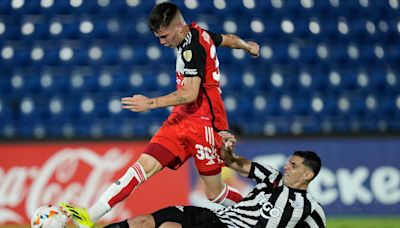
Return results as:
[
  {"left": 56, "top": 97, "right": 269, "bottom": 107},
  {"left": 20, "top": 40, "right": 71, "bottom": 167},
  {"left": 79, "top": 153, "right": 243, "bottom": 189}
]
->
[
  {"left": 159, "top": 222, "right": 182, "bottom": 228},
  {"left": 200, "top": 173, "right": 243, "bottom": 207},
  {"left": 124, "top": 215, "right": 181, "bottom": 228},
  {"left": 127, "top": 215, "right": 156, "bottom": 228}
]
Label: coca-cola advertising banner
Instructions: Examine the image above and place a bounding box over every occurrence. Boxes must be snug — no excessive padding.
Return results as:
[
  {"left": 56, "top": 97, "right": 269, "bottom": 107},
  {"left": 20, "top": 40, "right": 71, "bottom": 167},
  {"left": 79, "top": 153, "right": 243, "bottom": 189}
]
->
[
  {"left": 0, "top": 142, "right": 190, "bottom": 225},
  {"left": 1, "top": 138, "right": 399, "bottom": 226}
]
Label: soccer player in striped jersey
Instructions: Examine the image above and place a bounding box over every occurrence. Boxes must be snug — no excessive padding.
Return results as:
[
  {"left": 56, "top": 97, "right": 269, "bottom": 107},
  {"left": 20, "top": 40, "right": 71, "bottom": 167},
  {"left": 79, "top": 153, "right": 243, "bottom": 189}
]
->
[
  {"left": 59, "top": 2, "right": 259, "bottom": 227},
  {"left": 106, "top": 143, "right": 326, "bottom": 228}
]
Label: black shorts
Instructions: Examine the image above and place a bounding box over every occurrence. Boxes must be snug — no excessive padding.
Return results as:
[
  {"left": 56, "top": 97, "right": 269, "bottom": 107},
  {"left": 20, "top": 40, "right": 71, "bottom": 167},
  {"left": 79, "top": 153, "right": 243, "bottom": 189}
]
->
[{"left": 152, "top": 206, "right": 227, "bottom": 228}]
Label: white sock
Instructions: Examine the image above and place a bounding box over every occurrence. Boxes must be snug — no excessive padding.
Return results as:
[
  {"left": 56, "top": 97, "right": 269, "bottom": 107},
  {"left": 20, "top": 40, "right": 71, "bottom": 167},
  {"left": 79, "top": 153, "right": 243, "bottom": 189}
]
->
[
  {"left": 211, "top": 184, "right": 243, "bottom": 207},
  {"left": 88, "top": 163, "right": 146, "bottom": 222}
]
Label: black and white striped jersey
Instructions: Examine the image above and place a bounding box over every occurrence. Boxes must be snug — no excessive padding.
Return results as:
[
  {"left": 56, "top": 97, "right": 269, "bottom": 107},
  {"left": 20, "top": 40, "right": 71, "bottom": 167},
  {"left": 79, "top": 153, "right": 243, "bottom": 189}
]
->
[{"left": 214, "top": 162, "right": 326, "bottom": 228}]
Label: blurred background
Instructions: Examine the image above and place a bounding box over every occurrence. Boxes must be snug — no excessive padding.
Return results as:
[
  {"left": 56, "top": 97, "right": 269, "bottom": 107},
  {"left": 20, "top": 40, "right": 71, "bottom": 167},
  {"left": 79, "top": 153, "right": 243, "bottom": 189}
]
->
[{"left": 0, "top": 0, "right": 399, "bottom": 227}]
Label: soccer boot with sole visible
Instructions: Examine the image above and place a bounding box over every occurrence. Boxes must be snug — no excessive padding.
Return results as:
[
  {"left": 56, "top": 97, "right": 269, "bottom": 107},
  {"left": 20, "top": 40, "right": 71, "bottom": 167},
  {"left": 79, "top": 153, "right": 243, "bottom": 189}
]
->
[{"left": 59, "top": 202, "right": 94, "bottom": 228}]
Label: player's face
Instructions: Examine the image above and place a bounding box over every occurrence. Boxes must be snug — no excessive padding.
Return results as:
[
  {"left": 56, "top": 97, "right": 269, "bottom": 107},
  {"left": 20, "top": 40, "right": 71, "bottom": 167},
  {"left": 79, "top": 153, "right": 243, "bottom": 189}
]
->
[
  {"left": 283, "top": 156, "right": 312, "bottom": 189},
  {"left": 154, "top": 23, "right": 181, "bottom": 48}
]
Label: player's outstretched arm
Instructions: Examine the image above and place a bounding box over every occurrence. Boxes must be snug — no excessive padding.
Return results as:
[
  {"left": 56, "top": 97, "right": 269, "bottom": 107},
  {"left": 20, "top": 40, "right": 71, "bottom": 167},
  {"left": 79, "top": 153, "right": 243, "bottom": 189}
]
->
[
  {"left": 220, "top": 34, "right": 260, "bottom": 58},
  {"left": 221, "top": 145, "right": 252, "bottom": 177},
  {"left": 121, "top": 76, "right": 201, "bottom": 112}
]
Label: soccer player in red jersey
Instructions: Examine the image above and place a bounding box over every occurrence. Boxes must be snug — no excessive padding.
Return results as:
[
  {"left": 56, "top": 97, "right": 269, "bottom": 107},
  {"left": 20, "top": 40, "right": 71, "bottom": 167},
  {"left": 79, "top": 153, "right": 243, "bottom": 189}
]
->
[{"left": 60, "top": 2, "right": 259, "bottom": 227}]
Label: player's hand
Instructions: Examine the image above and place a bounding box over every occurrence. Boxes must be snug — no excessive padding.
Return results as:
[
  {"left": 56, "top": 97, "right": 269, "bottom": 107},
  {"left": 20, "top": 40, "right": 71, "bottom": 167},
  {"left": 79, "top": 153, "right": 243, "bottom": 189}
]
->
[
  {"left": 247, "top": 41, "right": 260, "bottom": 58},
  {"left": 218, "top": 131, "right": 236, "bottom": 151},
  {"left": 121, "top": 94, "right": 155, "bottom": 112},
  {"left": 220, "top": 140, "right": 236, "bottom": 165}
]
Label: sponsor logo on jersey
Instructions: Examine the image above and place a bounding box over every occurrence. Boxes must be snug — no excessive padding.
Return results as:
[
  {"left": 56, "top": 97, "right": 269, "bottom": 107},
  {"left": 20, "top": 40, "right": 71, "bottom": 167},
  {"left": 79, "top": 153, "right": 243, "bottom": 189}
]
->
[
  {"left": 175, "top": 206, "right": 184, "bottom": 212},
  {"left": 183, "top": 68, "right": 198, "bottom": 75},
  {"left": 260, "top": 203, "right": 283, "bottom": 219}
]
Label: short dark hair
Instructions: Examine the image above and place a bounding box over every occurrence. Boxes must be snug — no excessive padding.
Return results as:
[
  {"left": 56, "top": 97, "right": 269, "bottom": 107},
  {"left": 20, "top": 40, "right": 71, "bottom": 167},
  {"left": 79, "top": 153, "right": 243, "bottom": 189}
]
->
[
  {"left": 148, "top": 2, "right": 179, "bottom": 33},
  {"left": 293, "top": 151, "right": 321, "bottom": 180}
]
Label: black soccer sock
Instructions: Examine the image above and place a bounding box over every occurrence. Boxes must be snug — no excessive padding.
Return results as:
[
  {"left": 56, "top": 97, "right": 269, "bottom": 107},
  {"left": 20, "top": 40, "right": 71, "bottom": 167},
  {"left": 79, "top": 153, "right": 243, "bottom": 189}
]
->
[{"left": 103, "top": 220, "right": 129, "bottom": 228}]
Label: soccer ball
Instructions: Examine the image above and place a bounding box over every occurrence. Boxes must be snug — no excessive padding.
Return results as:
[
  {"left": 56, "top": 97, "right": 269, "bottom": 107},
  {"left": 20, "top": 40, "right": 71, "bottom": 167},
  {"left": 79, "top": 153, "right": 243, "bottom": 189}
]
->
[{"left": 31, "top": 205, "right": 68, "bottom": 228}]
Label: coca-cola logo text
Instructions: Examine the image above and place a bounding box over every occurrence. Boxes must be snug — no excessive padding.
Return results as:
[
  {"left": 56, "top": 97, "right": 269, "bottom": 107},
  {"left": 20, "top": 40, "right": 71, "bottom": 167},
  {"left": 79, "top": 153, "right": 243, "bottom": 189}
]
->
[{"left": 0, "top": 147, "right": 133, "bottom": 224}]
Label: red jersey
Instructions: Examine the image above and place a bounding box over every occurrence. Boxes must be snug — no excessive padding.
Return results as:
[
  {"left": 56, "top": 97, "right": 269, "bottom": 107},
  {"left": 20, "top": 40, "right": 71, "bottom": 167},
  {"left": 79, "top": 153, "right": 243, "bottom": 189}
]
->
[{"left": 169, "top": 22, "right": 229, "bottom": 131}]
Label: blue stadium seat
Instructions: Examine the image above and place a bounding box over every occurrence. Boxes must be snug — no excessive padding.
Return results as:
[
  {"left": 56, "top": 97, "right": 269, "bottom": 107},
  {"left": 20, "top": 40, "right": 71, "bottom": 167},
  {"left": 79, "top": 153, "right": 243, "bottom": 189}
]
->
[
  {"left": 283, "top": 0, "right": 304, "bottom": 18},
  {"left": 262, "top": 94, "right": 282, "bottom": 117},
  {"left": 109, "top": 70, "right": 130, "bottom": 93},
  {"left": 42, "top": 46, "right": 61, "bottom": 66},
  {"left": 319, "top": 20, "right": 340, "bottom": 41},
  {"left": 320, "top": 95, "right": 339, "bottom": 116},
  {"left": 350, "top": 19, "right": 373, "bottom": 43},
  {"left": 69, "top": 1, "right": 99, "bottom": 15},
  {"left": 90, "top": 19, "right": 111, "bottom": 39},
  {"left": 0, "top": 99, "right": 12, "bottom": 122},
  {"left": 5, "top": 46, "right": 31, "bottom": 66},
  {"left": 49, "top": 19, "right": 81, "bottom": 40},
  {"left": 0, "top": 1, "right": 13, "bottom": 15},
  {"left": 0, "top": 72, "right": 12, "bottom": 95},
  {"left": 211, "top": 1, "right": 242, "bottom": 16},
  {"left": 241, "top": 69, "right": 268, "bottom": 92},
  {"left": 263, "top": 20, "right": 282, "bottom": 40},
  {"left": 272, "top": 44, "right": 290, "bottom": 64},
  {"left": 312, "top": 0, "right": 337, "bottom": 18},
  {"left": 16, "top": 96, "right": 43, "bottom": 123},
  {"left": 46, "top": 96, "right": 67, "bottom": 121},
  {"left": 268, "top": 69, "right": 298, "bottom": 94},
  {"left": 339, "top": 69, "right": 358, "bottom": 91},
  {"left": 21, "top": 20, "right": 50, "bottom": 41},
  {"left": 60, "top": 46, "right": 89, "bottom": 66},
  {"left": 89, "top": 45, "right": 119, "bottom": 65},
  {"left": 379, "top": 94, "right": 398, "bottom": 117},
  {"left": 40, "top": 0, "right": 75, "bottom": 15},
  {"left": 292, "top": 20, "right": 312, "bottom": 40},
  {"left": 387, "top": 44, "right": 400, "bottom": 64},
  {"left": 0, "top": 0, "right": 398, "bottom": 138},
  {"left": 47, "top": 71, "right": 71, "bottom": 93},
  {"left": 137, "top": 69, "right": 158, "bottom": 92},
  {"left": 125, "top": 1, "right": 155, "bottom": 17},
  {"left": 335, "top": 0, "right": 366, "bottom": 18},
  {"left": 220, "top": 69, "right": 241, "bottom": 91},
  {"left": 329, "top": 44, "right": 350, "bottom": 64},
  {"left": 299, "top": 45, "right": 319, "bottom": 64},
  {"left": 0, "top": 17, "right": 22, "bottom": 40},
  {"left": 359, "top": 44, "right": 379, "bottom": 64},
  {"left": 95, "top": 1, "right": 127, "bottom": 16},
  {"left": 371, "top": 1, "right": 398, "bottom": 19}
]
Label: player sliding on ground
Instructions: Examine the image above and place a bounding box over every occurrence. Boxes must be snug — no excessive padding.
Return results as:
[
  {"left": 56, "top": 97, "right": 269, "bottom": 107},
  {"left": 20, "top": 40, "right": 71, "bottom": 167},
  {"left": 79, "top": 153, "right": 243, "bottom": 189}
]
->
[{"left": 105, "top": 142, "right": 327, "bottom": 227}]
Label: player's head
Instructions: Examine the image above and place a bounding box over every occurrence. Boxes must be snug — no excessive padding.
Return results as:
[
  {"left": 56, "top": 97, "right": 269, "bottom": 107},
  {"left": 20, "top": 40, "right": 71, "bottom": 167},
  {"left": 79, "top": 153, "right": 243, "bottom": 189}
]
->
[
  {"left": 283, "top": 151, "right": 321, "bottom": 189},
  {"left": 148, "top": 2, "right": 187, "bottom": 48}
]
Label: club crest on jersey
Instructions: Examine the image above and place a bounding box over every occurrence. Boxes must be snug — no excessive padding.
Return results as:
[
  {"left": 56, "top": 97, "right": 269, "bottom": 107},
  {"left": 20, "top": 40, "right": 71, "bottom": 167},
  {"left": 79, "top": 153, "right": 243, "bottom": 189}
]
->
[
  {"left": 289, "top": 199, "right": 303, "bottom": 209},
  {"left": 183, "top": 50, "right": 192, "bottom": 62}
]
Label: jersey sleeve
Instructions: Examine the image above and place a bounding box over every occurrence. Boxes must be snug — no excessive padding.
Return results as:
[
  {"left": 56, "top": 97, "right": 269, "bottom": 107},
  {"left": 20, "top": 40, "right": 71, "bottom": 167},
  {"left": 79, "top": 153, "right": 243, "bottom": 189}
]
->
[
  {"left": 304, "top": 204, "right": 326, "bottom": 228},
  {"left": 248, "top": 162, "right": 283, "bottom": 188},
  {"left": 206, "top": 30, "right": 223, "bottom": 47},
  {"left": 182, "top": 32, "right": 206, "bottom": 78}
]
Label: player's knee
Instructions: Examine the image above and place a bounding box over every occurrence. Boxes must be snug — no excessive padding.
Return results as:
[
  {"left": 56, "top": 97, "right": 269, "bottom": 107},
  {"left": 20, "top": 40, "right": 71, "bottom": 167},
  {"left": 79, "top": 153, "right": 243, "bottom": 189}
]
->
[
  {"left": 137, "top": 154, "right": 163, "bottom": 177},
  {"left": 128, "top": 215, "right": 155, "bottom": 228}
]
